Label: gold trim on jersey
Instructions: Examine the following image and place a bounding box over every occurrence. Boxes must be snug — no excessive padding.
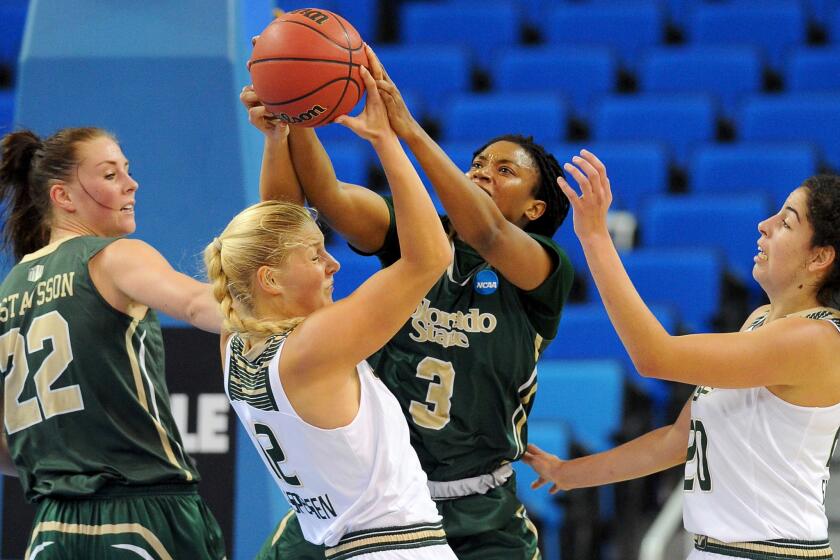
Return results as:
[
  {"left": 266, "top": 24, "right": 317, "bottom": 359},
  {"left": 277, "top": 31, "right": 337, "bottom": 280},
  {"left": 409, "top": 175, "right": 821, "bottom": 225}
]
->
[
  {"left": 26, "top": 521, "right": 173, "bottom": 560},
  {"left": 270, "top": 509, "right": 296, "bottom": 546},
  {"left": 124, "top": 318, "right": 193, "bottom": 482},
  {"left": 324, "top": 522, "right": 447, "bottom": 560},
  {"left": 19, "top": 236, "right": 80, "bottom": 264},
  {"left": 693, "top": 534, "right": 833, "bottom": 559},
  {"left": 515, "top": 505, "right": 541, "bottom": 560}
]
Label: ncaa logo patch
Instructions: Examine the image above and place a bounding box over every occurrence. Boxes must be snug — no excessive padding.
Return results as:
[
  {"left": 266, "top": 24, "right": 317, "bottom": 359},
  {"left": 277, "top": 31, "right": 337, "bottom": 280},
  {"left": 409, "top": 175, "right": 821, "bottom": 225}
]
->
[{"left": 473, "top": 269, "right": 498, "bottom": 295}]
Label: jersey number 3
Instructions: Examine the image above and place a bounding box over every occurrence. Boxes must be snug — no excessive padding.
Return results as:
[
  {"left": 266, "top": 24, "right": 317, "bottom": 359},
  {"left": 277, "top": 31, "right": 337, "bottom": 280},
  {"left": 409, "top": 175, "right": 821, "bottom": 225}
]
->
[
  {"left": 2, "top": 311, "right": 82, "bottom": 434},
  {"left": 409, "top": 357, "right": 455, "bottom": 430}
]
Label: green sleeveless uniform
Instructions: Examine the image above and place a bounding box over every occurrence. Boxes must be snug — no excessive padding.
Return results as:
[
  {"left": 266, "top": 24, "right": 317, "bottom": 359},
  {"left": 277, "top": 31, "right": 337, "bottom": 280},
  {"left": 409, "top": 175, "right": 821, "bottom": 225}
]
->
[
  {"left": 261, "top": 200, "right": 574, "bottom": 560},
  {"left": 0, "top": 236, "right": 225, "bottom": 559}
]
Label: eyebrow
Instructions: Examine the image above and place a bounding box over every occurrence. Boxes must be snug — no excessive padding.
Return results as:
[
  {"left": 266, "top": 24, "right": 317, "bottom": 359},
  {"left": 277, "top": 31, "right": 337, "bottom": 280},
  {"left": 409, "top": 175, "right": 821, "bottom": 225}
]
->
[
  {"left": 784, "top": 206, "right": 801, "bottom": 223},
  {"left": 473, "top": 155, "right": 521, "bottom": 168},
  {"left": 95, "top": 160, "right": 129, "bottom": 167}
]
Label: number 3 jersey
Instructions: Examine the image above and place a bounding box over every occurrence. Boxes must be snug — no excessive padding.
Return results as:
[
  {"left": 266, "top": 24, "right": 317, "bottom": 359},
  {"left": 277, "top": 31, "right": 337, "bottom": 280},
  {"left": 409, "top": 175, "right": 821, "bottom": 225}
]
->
[
  {"left": 223, "top": 334, "right": 442, "bottom": 547},
  {"left": 0, "top": 237, "right": 198, "bottom": 502},
  {"left": 365, "top": 200, "right": 575, "bottom": 481},
  {"left": 684, "top": 307, "right": 840, "bottom": 542}
]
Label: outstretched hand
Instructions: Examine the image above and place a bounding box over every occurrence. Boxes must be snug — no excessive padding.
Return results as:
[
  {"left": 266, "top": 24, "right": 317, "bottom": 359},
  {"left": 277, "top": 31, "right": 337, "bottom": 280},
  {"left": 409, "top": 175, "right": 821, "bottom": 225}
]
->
[
  {"left": 334, "top": 45, "right": 396, "bottom": 143},
  {"left": 555, "top": 150, "right": 613, "bottom": 241},
  {"left": 362, "top": 46, "right": 419, "bottom": 140},
  {"left": 522, "top": 443, "right": 567, "bottom": 495},
  {"left": 240, "top": 84, "right": 289, "bottom": 142}
]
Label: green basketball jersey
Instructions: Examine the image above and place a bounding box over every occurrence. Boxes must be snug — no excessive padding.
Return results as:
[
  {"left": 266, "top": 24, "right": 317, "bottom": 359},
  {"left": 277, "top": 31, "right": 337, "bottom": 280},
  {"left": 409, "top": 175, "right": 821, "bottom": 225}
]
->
[
  {"left": 365, "top": 200, "right": 574, "bottom": 481},
  {"left": 0, "top": 236, "right": 198, "bottom": 502}
]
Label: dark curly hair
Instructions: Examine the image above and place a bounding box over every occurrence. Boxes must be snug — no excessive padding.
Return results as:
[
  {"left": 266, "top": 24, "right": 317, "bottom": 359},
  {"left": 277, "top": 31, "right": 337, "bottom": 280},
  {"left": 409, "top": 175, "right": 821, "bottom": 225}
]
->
[
  {"left": 0, "top": 127, "right": 113, "bottom": 260},
  {"left": 472, "top": 134, "right": 569, "bottom": 238},
  {"left": 802, "top": 174, "right": 840, "bottom": 309}
]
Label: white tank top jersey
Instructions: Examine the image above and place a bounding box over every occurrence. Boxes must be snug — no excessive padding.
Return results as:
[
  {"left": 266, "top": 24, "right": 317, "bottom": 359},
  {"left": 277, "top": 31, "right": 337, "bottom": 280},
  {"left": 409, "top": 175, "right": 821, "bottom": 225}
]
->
[
  {"left": 683, "top": 308, "right": 840, "bottom": 544},
  {"left": 222, "top": 334, "right": 444, "bottom": 548}
]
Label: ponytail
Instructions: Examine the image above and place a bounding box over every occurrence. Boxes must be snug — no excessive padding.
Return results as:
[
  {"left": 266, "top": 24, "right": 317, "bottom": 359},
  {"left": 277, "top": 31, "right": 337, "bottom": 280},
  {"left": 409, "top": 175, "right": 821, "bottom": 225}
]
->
[{"left": 0, "top": 131, "right": 50, "bottom": 260}]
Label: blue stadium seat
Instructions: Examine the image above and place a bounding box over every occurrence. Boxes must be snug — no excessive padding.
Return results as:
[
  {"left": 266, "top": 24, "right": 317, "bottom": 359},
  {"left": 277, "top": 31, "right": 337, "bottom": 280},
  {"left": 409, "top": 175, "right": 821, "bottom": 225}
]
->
[
  {"left": 326, "top": 242, "right": 381, "bottom": 300},
  {"left": 639, "top": 46, "right": 762, "bottom": 118},
  {"left": 327, "top": 143, "right": 370, "bottom": 187},
  {"left": 545, "top": 1, "right": 664, "bottom": 69},
  {"left": 542, "top": 303, "right": 678, "bottom": 419},
  {"left": 496, "top": 46, "right": 616, "bottom": 120},
  {"left": 641, "top": 194, "right": 771, "bottom": 285},
  {"left": 277, "top": 0, "right": 379, "bottom": 43},
  {"left": 374, "top": 46, "right": 471, "bottom": 110},
  {"left": 803, "top": 0, "right": 840, "bottom": 27},
  {"left": 592, "top": 94, "right": 716, "bottom": 164},
  {"left": 621, "top": 248, "right": 723, "bottom": 333},
  {"left": 686, "top": 1, "right": 806, "bottom": 71},
  {"left": 0, "top": 90, "right": 14, "bottom": 134},
  {"left": 689, "top": 143, "right": 818, "bottom": 208},
  {"left": 440, "top": 93, "right": 567, "bottom": 144},
  {"left": 530, "top": 359, "right": 624, "bottom": 454},
  {"left": 512, "top": 420, "right": 571, "bottom": 560},
  {"left": 552, "top": 142, "right": 669, "bottom": 214},
  {"left": 831, "top": 4, "right": 840, "bottom": 42},
  {"left": 0, "top": 2, "right": 27, "bottom": 64},
  {"left": 738, "top": 94, "right": 840, "bottom": 171},
  {"left": 786, "top": 47, "right": 840, "bottom": 93},
  {"left": 400, "top": 1, "right": 520, "bottom": 69}
]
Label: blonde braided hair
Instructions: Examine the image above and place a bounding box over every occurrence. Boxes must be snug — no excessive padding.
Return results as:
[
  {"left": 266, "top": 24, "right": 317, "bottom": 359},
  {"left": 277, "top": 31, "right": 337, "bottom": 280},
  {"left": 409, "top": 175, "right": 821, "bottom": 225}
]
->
[{"left": 204, "top": 200, "right": 317, "bottom": 338}]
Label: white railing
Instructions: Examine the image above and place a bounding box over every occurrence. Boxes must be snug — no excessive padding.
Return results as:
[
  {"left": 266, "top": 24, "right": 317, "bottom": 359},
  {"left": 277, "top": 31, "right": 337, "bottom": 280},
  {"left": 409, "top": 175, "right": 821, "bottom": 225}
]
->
[{"left": 638, "top": 482, "right": 689, "bottom": 560}]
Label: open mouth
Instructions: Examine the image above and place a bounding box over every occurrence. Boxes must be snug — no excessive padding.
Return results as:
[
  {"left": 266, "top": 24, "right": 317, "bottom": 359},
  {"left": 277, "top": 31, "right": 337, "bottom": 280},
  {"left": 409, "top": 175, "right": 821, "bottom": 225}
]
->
[{"left": 120, "top": 203, "right": 135, "bottom": 214}]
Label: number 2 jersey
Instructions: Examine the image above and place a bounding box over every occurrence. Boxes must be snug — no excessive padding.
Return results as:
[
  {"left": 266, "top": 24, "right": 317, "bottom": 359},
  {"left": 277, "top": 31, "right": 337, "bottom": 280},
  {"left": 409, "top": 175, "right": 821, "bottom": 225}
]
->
[
  {"left": 223, "top": 334, "right": 443, "bottom": 547},
  {"left": 684, "top": 307, "right": 840, "bottom": 542},
  {"left": 365, "top": 201, "right": 575, "bottom": 481},
  {"left": 0, "top": 236, "right": 198, "bottom": 502}
]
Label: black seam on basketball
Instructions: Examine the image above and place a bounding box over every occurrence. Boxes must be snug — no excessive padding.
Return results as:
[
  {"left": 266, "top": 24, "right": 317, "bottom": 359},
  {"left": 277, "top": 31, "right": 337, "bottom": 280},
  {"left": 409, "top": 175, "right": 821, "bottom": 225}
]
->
[
  {"left": 250, "top": 57, "right": 362, "bottom": 67},
  {"left": 261, "top": 77, "right": 358, "bottom": 106},
  {"left": 318, "top": 75, "right": 361, "bottom": 125},
  {"left": 274, "top": 19, "right": 363, "bottom": 51},
  {"left": 319, "top": 14, "right": 356, "bottom": 126}
]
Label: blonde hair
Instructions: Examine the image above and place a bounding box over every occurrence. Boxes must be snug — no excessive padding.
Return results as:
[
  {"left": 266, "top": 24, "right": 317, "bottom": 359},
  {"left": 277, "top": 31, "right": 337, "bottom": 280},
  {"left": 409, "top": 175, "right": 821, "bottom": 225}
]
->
[{"left": 204, "top": 200, "right": 318, "bottom": 338}]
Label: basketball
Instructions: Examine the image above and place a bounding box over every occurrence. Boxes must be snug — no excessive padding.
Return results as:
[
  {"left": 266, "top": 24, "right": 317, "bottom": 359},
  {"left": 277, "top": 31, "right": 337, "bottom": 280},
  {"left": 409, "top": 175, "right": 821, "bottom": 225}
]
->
[{"left": 248, "top": 8, "right": 369, "bottom": 128}]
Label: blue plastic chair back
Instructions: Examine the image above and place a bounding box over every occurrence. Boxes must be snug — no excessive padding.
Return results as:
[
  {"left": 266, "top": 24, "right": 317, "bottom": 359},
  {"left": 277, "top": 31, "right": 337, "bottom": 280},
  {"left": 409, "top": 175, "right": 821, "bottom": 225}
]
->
[
  {"left": 689, "top": 143, "right": 818, "bottom": 208},
  {"left": 441, "top": 93, "right": 567, "bottom": 143}
]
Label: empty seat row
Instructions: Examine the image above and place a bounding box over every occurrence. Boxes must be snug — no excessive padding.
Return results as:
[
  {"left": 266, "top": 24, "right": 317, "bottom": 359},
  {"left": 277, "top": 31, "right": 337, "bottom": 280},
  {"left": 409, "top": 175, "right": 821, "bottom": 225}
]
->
[
  {"left": 400, "top": 1, "right": 840, "bottom": 71},
  {"left": 375, "top": 45, "right": 840, "bottom": 122}
]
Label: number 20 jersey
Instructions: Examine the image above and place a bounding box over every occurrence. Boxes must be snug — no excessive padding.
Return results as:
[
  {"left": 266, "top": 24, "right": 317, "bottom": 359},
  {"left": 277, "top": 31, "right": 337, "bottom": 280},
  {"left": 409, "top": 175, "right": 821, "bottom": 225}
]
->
[
  {"left": 0, "top": 236, "right": 198, "bottom": 502},
  {"left": 684, "top": 308, "right": 840, "bottom": 542}
]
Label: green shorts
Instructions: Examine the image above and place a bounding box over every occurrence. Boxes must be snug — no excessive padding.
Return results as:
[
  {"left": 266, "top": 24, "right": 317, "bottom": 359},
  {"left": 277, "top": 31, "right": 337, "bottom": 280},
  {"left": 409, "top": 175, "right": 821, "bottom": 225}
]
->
[
  {"left": 256, "top": 475, "right": 540, "bottom": 560},
  {"left": 25, "top": 484, "right": 227, "bottom": 560}
]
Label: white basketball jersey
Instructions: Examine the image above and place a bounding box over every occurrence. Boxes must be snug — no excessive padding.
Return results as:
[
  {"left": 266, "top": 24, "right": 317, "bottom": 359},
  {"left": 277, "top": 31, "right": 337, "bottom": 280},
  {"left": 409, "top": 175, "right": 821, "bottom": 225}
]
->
[
  {"left": 683, "top": 309, "right": 840, "bottom": 543},
  {"left": 223, "top": 334, "right": 442, "bottom": 547}
]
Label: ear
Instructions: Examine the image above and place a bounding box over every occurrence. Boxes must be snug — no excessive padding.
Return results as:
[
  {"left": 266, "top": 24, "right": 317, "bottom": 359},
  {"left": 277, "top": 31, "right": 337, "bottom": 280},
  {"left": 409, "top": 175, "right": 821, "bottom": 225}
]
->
[
  {"left": 809, "top": 244, "right": 836, "bottom": 274},
  {"left": 49, "top": 182, "right": 76, "bottom": 213},
  {"left": 524, "top": 199, "right": 546, "bottom": 223},
  {"left": 256, "top": 265, "right": 284, "bottom": 295}
]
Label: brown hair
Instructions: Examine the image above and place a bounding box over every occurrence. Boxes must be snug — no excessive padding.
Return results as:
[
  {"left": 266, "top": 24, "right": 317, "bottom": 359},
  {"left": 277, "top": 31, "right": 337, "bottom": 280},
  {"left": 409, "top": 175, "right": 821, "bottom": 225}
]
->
[{"left": 0, "top": 127, "right": 115, "bottom": 260}]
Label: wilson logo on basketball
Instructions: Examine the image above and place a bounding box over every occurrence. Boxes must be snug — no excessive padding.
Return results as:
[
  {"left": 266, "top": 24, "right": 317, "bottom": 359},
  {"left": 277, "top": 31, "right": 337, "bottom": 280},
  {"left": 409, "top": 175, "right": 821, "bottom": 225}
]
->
[
  {"left": 291, "top": 8, "right": 329, "bottom": 25},
  {"left": 275, "top": 105, "right": 327, "bottom": 124}
]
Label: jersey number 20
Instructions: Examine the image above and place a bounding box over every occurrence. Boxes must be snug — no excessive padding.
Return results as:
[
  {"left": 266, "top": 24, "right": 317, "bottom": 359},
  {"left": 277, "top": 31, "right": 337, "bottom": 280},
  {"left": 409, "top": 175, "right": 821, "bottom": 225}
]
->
[
  {"left": 2, "top": 311, "right": 82, "bottom": 434},
  {"left": 684, "top": 418, "right": 712, "bottom": 492}
]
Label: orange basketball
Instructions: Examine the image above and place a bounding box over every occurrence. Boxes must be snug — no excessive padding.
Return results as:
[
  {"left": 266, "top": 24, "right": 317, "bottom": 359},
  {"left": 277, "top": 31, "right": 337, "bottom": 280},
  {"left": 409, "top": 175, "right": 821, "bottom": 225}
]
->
[{"left": 248, "top": 8, "right": 368, "bottom": 127}]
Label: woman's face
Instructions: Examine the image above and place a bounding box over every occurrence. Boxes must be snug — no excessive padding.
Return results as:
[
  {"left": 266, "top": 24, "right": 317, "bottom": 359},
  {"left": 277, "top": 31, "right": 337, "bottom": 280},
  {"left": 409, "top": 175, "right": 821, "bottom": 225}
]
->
[
  {"left": 754, "top": 187, "right": 818, "bottom": 296},
  {"left": 465, "top": 140, "right": 544, "bottom": 228},
  {"left": 270, "top": 222, "right": 340, "bottom": 318},
  {"left": 65, "top": 136, "right": 138, "bottom": 237}
]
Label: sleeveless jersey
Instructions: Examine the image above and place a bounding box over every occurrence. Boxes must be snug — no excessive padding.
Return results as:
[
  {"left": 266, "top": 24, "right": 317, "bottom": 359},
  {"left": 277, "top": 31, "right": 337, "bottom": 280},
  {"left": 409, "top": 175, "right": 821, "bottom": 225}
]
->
[
  {"left": 364, "top": 199, "right": 574, "bottom": 481},
  {"left": 683, "top": 307, "right": 840, "bottom": 542},
  {"left": 224, "top": 333, "right": 442, "bottom": 547},
  {"left": 0, "top": 236, "right": 198, "bottom": 502}
]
